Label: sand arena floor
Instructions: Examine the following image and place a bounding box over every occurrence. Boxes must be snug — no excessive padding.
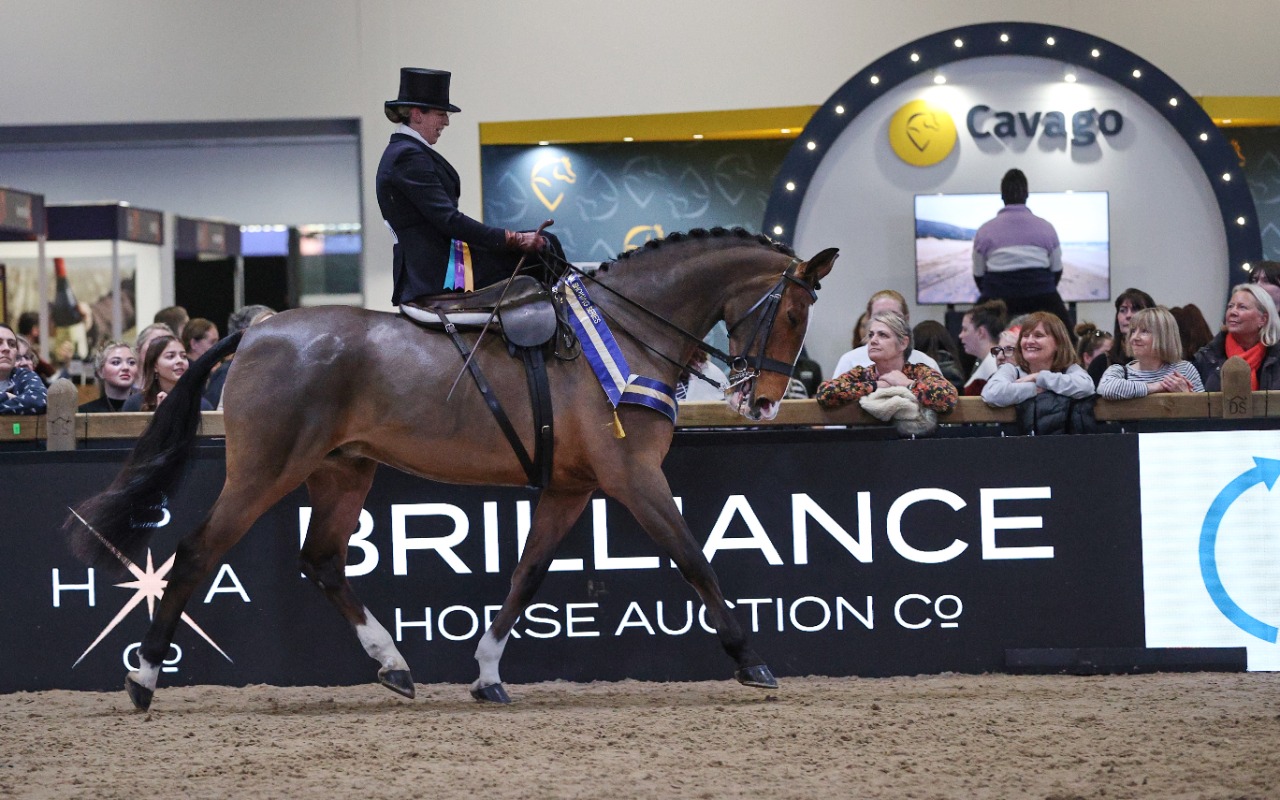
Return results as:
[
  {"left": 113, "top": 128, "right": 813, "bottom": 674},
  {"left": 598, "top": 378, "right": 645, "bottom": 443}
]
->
[{"left": 1, "top": 672, "right": 1277, "bottom": 799}]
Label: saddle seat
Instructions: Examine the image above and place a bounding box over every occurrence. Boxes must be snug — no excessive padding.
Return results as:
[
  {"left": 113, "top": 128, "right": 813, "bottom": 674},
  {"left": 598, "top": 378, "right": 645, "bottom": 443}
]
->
[{"left": 400, "top": 275, "right": 560, "bottom": 347}]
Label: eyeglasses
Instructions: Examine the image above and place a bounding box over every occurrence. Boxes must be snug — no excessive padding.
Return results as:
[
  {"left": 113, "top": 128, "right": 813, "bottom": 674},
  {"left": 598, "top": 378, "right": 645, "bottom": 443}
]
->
[{"left": 990, "top": 346, "right": 1018, "bottom": 357}]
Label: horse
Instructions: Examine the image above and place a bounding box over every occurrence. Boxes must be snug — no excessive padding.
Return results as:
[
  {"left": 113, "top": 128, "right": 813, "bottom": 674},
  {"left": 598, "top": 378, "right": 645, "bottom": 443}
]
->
[{"left": 68, "top": 227, "right": 838, "bottom": 711}]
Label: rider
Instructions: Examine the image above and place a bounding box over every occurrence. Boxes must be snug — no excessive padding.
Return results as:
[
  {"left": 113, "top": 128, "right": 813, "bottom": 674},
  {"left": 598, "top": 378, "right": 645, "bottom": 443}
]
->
[{"left": 377, "top": 67, "right": 554, "bottom": 307}]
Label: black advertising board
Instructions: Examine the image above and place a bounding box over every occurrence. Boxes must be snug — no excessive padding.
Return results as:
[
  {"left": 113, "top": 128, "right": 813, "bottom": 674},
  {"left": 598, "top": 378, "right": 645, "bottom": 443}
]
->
[
  {"left": 0, "top": 432, "right": 1144, "bottom": 692},
  {"left": 175, "top": 216, "right": 241, "bottom": 257},
  {"left": 0, "top": 186, "right": 45, "bottom": 239},
  {"left": 46, "top": 203, "right": 163, "bottom": 244}
]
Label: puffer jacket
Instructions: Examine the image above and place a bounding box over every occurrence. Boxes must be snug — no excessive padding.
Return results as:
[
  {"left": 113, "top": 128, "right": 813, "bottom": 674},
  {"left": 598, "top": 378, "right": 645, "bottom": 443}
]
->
[{"left": 1191, "top": 332, "right": 1280, "bottom": 391}]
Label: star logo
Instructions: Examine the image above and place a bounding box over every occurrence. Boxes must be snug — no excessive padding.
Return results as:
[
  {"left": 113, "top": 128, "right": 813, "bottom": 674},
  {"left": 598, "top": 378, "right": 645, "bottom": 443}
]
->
[{"left": 68, "top": 508, "right": 233, "bottom": 669}]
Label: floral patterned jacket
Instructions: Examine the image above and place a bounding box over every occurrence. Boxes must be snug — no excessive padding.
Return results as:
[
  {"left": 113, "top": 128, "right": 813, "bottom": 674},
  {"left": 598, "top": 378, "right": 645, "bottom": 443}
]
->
[{"left": 816, "top": 362, "right": 958, "bottom": 412}]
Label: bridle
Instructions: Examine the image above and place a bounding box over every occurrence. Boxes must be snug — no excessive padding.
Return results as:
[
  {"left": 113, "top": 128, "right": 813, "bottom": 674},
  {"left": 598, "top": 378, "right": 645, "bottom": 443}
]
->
[{"left": 563, "top": 256, "right": 819, "bottom": 396}]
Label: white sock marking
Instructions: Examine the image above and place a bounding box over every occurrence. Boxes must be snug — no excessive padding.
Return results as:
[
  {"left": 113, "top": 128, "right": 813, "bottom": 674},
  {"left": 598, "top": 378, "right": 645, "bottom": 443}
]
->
[
  {"left": 357, "top": 608, "right": 409, "bottom": 671},
  {"left": 473, "top": 629, "right": 509, "bottom": 689}
]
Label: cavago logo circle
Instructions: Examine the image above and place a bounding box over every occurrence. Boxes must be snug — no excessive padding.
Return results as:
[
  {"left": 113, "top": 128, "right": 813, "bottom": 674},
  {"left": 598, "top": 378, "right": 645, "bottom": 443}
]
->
[{"left": 888, "top": 100, "right": 958, "bottom": 167}]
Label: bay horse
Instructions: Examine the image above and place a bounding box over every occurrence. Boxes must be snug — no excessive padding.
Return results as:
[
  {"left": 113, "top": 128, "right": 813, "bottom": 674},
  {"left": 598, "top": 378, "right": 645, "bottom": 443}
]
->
[{"left": 68, "top": 227, "right": 838, "bottom": 711}]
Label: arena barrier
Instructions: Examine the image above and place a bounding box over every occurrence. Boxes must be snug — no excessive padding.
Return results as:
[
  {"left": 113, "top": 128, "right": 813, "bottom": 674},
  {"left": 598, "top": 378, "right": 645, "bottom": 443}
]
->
[{"left": 4, "top": 381, "right": 1278, "bottom": 691}]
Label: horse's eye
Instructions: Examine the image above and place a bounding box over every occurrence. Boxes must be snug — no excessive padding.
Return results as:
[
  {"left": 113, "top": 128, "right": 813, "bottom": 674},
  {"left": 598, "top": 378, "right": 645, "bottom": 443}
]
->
[{"left": 787, "top": 310, "right": 800, "bottom": 326}]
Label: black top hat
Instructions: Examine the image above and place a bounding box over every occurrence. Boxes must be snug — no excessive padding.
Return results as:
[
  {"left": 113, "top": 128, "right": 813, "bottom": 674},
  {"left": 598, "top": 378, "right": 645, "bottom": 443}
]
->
[{"left": 385, "top": 67, "right": 461, "bottom": 121}]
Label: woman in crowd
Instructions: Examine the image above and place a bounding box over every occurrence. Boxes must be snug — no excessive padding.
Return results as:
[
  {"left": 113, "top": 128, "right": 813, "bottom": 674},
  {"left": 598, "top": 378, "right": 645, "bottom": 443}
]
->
[
  {"left": 817, "top": 311, "right": 957, "bottom": 413},
  {"left": 957, "top": 299, "right": 1007, "bottom": 396},
  {"left": 1169, "top": 304, "right": 1214, "bottom": 361},
  {"left": 0, "top": 322, "right": 47, "bottom": 414},
  {"left": 78, "top": 341, "right": 138, "bottom": 413},
  {"left": 1075, "top": 322, "right": 1112, "bottom": 370},
  {"left": 1087, "top": 288, "right": 1156, "bottom": 386},
  {"left": 1097, "top": 307, "right": 1204, "bottom": 399},
  {"left": 123, "top": 334, "right": 213, "bottom": 412},
  {"left": 982, "top": 312, "right": 1094, "bottom": 407},
  {"left": 912, "top": 320, "right": 966, "bottom": 389},
  {"left": 182, "top": 318, "right": 220, "bottom": 361},
  {"left": 1191, "top": 284, "right": 1280, "bottom": 391},
  {"left": 1248, "top": 260, "right": 1280, "bottom": 311},
  {"left": 132, "top": 322, "right": 177, "bottom": 391}
]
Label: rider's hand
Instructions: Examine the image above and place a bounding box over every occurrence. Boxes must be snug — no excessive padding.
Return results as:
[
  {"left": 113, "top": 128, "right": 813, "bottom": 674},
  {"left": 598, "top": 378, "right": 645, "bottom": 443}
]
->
[{"left": 505, "top": 230, "right": 546, "bottom": 253}]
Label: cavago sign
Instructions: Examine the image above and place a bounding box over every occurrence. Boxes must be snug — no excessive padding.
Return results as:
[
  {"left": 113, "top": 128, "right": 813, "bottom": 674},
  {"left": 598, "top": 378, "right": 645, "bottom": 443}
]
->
[
  {"left": 5, "top": 432, "right": 1149, "bottom": 691},
  {"left": 889, "top": 98, "right": 1125, "bottom": 166}
]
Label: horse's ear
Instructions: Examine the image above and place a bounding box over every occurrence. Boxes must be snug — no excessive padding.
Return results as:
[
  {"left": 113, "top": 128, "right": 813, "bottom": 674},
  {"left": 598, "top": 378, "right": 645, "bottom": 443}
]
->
[{"left": 800, "top": 247, "right": 839, "bottom": 285}]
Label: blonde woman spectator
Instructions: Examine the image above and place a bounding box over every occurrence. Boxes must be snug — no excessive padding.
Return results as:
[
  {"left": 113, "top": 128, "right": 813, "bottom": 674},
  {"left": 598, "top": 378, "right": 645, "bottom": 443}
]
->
[
  {"left": 982, "top": 312, "right": 1093, "bottom": 407},
  {"left": 1192, "top": 283, "right": 1280, "bottom": 391},
  {"left": 79, "top": 341, "right": 138, "bottom": 413},
  {"left": 818, "top": 311, "right": 957, "bottom": 414},
  {"left": 1098, "top": 307, "right": 1203, "bottom": 399},
  {"left": 832, "top": 290, "right": 940, "bottom": 375}
]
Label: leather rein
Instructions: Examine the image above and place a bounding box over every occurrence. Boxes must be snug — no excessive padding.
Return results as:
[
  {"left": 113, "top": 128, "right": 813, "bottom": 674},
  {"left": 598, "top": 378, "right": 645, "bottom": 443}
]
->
[{"left": 564, "top": 257, "right": 818, "bottom": 395}]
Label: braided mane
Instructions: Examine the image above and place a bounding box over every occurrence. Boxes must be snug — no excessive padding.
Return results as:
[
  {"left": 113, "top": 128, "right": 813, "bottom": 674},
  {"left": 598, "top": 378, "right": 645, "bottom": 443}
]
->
[{"left": 594, "top": 227, "right": 795, "bottom": 273}]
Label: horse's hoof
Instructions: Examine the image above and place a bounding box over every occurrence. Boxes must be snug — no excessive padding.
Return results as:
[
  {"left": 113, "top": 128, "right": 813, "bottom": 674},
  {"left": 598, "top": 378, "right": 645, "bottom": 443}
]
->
[
  {"left": 124, "top": 674, "right": 153, "bottom": 711},
  {"left": 470, "top": 682, "right": 512, "bottom": 704},
  {"left": 735, "top": 664, "right": 779, "bottom": 689},
  {"left": 378, "top": 668, "right": 416, "bottom": 699}
]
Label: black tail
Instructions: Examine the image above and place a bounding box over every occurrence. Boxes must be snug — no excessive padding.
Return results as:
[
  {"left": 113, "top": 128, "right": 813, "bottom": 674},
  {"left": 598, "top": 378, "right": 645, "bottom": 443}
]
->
[{"left": 65, "top": 330, "right": 244, "bottom": 570}]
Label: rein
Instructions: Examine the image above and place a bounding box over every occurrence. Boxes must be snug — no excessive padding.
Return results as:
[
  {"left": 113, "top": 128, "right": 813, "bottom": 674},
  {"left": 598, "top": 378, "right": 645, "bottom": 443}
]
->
[{"left": 562, "top": 256, "right": 817, "bottom": 394}]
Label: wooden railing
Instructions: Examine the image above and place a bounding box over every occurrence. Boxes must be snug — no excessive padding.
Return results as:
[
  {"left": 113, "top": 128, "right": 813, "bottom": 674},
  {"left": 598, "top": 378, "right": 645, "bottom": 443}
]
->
[{"left": 4, "top": 358, "right": 1270, "bottom": 449}]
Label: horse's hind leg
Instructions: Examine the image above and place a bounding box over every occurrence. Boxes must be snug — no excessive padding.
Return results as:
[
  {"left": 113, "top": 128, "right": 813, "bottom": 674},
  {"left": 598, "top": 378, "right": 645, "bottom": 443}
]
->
[
  {"left": 126, "top": 477, "right": 300, "bottom": 711},
  {"left": 472, "top": 488, "right": 593, "bottom": 703},
  {"left": 611, "top": 469, "right": 777, "bottom": 690},
  {"left": 300, "top": 454, "right": 414, "bottom": 699}
]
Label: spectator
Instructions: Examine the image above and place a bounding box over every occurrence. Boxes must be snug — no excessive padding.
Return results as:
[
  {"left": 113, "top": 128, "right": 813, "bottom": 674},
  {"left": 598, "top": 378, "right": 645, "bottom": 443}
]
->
[
  {"left": 817, "top": 310, "right": 958, "bottom": 414},
  {"left": 15, "top": 311, "right": 56, "bottom": 382},
  {"left": 205, "top": 304, "right": 277, "bottom": 408},
  {"left": 154, "top": 306, "right": 190, "bottom": 339},
  {"left": 832, "top": 290, "right": 940, "bottom": 375},
  {"left": 1098, "top": 307, "right": 1204, "bottom": 399},
  {"left": 1248, "top": 260, "right": 1280, "bottom": 311},
  {"left": 957, "top": 299, "right": 1008, "bottom": 396},
  {"left": 79, "top": 341, "right": 138, "bottom": 413},
  {"left": 1088, "top": 288, "right": 1156, "bottom": 386},
  {"left": 0, "top": 323, "right": 47, "bottom": 415},
  {"left": 14, "top": 336, "right": 39, "bottom": 378},
  {"left": 123, "top": 335, "right": 213, "bottom": 412},
  {"left": 982, "top": 311, "right": 1093, "bottom": 407},
  {"left": 912, "top": 320, "right": 966, "bottom": 389},
  {"left": 850, "top": 312, "right": 870, "bottom": 349},
  {"left": 971, "top": 168, "right": 1072, "bottom": 332},
  {"left": 1169, "top": 304, "right": 1214, "bottom": 361},
  {"left": 183, "top": 318, "right": 221, "bottom": 361},
  {"left": 1075, "top": 322, "right": 1113, "bottom": 370},
  {"left": 1192, "top": 284, "right": 1280, "bottom": 391},
  {"left": 676, "top": 350, "right": 729, "bottom": 402},
  {"left": 133, "top": 321, "right": 177, "bottom": 389},
  {"left": 792, "top": 346, "right": 823, "bottom": 398}
]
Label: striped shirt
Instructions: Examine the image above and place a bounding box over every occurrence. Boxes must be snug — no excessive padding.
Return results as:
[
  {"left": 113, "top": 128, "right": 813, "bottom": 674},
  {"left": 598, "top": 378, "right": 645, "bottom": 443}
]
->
[{"left": 1097, "top": 360, "right": 1204, "bottom": 399}]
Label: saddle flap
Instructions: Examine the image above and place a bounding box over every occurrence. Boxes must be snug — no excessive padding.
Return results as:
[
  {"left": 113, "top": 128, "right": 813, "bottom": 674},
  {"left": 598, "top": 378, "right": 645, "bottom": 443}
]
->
[{"left": 499, "top": 290, "right": 559, "bottom": 347}]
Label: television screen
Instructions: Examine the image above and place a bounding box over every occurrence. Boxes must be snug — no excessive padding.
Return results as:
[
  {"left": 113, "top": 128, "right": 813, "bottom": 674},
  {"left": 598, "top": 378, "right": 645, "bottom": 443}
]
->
[{"left": 914, "top": 191, "right": 1110, "bottom": 305}]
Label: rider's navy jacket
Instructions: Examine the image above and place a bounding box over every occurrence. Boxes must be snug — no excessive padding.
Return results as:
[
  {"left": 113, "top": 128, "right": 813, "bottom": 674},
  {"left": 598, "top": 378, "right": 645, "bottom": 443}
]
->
[{"left": 376, "top": 130, "right": 508, "bottom": 305}]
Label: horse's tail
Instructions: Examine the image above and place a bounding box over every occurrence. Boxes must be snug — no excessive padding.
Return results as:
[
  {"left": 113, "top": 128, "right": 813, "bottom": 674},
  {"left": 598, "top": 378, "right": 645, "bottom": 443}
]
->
[{"left": 66, "top": 330, "right": 245, "bottom": 570}]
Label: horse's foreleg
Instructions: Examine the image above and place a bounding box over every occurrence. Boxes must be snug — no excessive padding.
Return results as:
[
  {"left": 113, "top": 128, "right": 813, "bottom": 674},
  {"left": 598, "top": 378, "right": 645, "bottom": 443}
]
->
[
  {"left": 613, "top": 471, "right": 777, "bottom": 690},
  {"left": 472, "top": 488, "right": 592, "bottom": 703},
  {"left": 301, "top": 455, "right": 413, "bottom": 699}
]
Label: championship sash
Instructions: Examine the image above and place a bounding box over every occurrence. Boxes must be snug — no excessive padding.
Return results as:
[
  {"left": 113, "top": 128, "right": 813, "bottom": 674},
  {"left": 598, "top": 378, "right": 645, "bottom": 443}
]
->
[
  {"left": 560, "top": 273, "right": 678, "bottom": 425},
  {"left": 443, "top": 239, "right": 475, "bottom": 291}
]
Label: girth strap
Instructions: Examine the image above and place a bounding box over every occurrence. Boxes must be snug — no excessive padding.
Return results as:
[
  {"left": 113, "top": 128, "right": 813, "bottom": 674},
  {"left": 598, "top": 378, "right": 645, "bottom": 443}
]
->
[
  {"left": 518, "top": 344, "right": 555, "bottom": 489},
  {"left": 435, "top": 310, "right": 541, "bottom": 487}
]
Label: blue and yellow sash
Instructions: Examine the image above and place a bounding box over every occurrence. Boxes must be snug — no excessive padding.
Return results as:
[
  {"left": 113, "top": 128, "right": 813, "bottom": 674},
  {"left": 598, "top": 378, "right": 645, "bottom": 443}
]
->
[
  {"left": 560, "top": 273, "right": 677, "bottom": 431},
  {"left": 443, "top": 239, "right": 475, "bottom": 291}
]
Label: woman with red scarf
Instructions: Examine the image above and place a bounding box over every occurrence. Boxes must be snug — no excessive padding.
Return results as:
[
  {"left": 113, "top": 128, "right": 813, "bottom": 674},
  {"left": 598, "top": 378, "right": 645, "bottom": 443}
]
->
[{"left": 1192, "top": 284, "right": 1280, "bottom": 391}]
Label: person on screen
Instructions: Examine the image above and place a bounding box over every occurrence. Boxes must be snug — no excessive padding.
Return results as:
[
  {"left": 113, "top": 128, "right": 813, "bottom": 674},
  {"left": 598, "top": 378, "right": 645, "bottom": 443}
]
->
[
  {"left": 1097, "top": 307, "right": 1203, "bottom": 399},
  {"left": 981, "top": 312, "right": 1093, "bottom": 408},
  {"left": 957, "top": 299, "right": 1007, "bottom": 396},
  {"left": 1087, "top": 288, "right": 1156, "bottom": 386},
  {"left": 832, "top": 290, "right": 939, "bottom": 376},
  {"left": 1191, "top": 284, "right": 1280, "bottom": 391},
  {"left": 971, "top": 168, "right": 1073, "bottom": 334}
]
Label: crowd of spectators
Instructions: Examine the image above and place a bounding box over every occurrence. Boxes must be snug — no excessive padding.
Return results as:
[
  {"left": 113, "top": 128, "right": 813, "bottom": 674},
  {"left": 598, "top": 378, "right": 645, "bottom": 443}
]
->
[{"left": 0, "top": 304, "right": 273, "bottom": 417}]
